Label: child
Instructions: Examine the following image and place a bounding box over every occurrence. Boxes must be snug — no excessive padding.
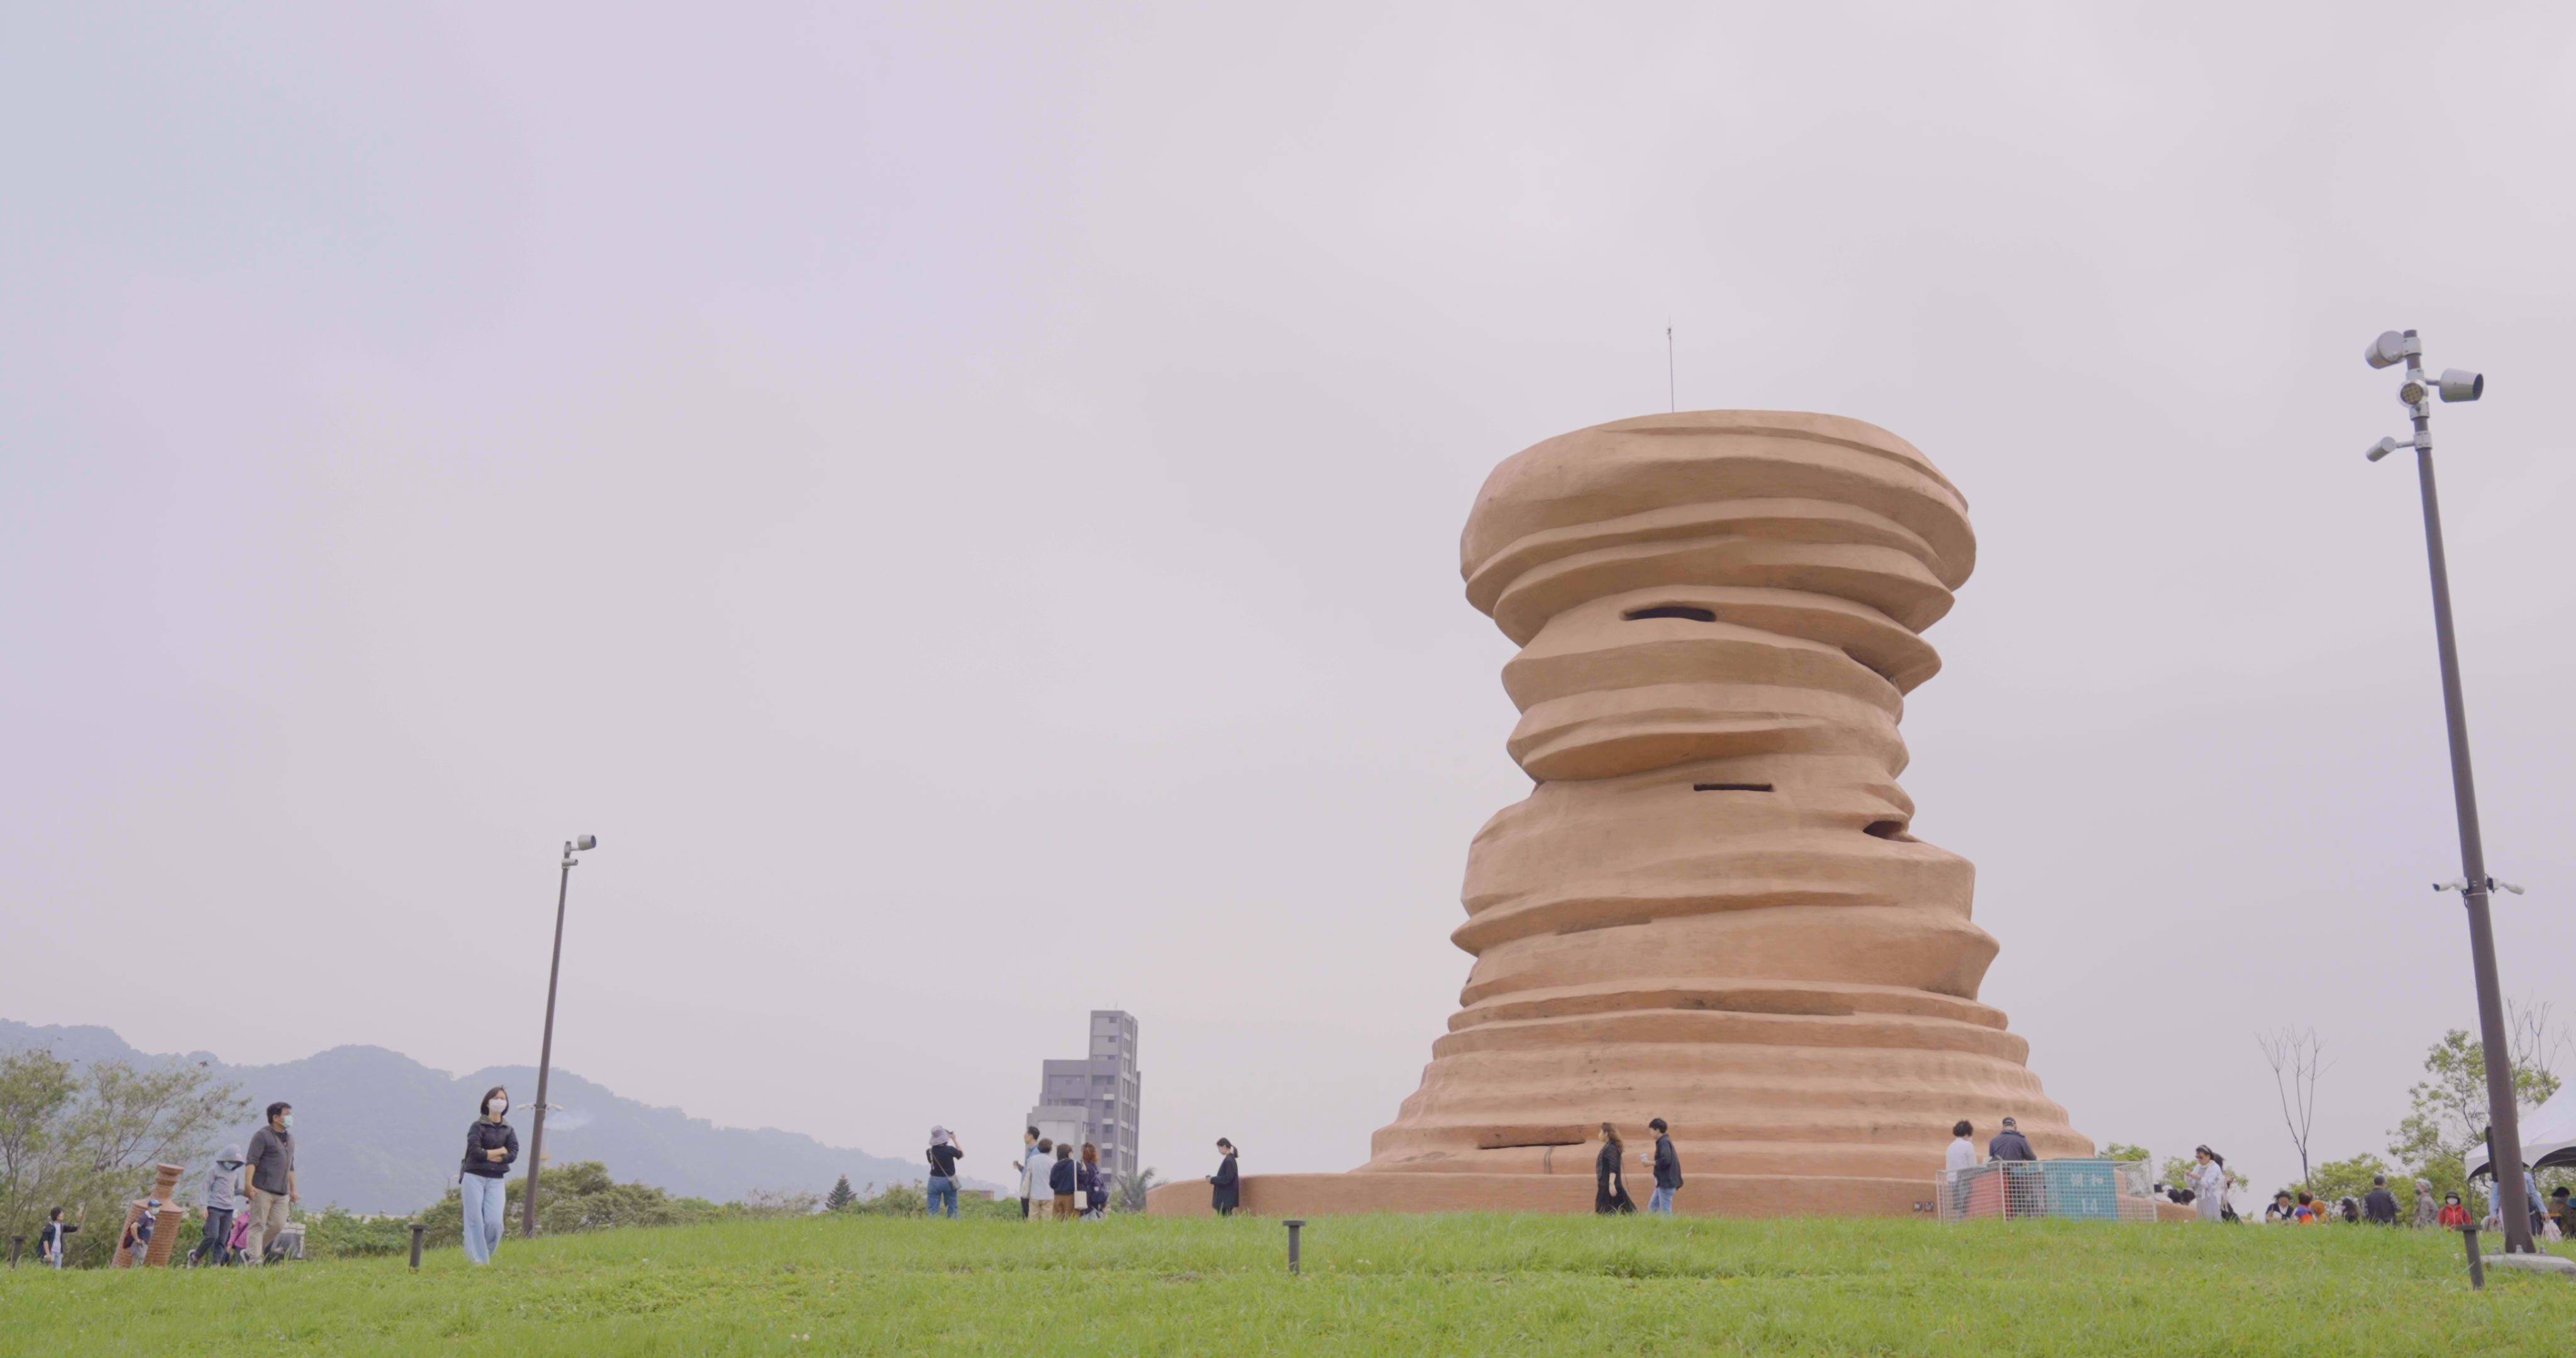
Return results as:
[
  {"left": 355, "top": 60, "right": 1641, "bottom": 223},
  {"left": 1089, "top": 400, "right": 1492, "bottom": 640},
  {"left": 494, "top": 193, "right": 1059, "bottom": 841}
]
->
[
  {"left": 120, "top": 1198, "right": 161, "bottom": 1266},
  {"left": 2438, "top": 1193, "right": 2471, "bottom": 1229}
]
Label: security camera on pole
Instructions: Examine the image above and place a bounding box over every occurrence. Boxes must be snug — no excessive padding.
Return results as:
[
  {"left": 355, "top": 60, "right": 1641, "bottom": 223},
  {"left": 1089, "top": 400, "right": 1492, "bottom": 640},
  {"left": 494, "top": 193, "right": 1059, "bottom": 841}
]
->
[
  {"left": 522, "top": 834, "right": 597, "bottom": 1240},
  {"left": 2360, "top": 329, "right": 2533, "bottom": 1255}
]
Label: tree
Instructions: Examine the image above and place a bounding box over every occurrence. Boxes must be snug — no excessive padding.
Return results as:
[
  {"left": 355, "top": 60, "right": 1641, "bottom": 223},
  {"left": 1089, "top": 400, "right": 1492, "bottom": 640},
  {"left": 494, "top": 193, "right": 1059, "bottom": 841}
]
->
[
  {"left": 2387, "top": 1000, "right": 2565, "bottom": 1204},
  {"left": 2257, "top": 1027, "right": 2330, "bottom": 1188},
  {"left": 2100, "top": 1142, "right": 2150, "bottom": 1163},
  {"left": 1114, "top": 1166, "right": 1160, "bottom": 1213},
  {"left": 2305, "top": 1153, "right": 2396, "bottom": 1208},
  {"left": 825, "top": 1174, "right": 856, "bottom": 1211}
]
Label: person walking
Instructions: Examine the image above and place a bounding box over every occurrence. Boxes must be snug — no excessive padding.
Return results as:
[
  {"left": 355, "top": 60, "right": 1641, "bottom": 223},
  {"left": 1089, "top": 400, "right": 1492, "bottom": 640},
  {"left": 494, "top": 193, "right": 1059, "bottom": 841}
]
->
[
  {"left": 2363, "top": 1174, "right": 2399, "bottom": 1226},
  {"left": 1078, "top": 1142, "right": 1106, "bottom": 1222},
  {"left": 458, "top": 1086, "right": 519, "bottom": 1264},
  {"left": 242, "top": 1101, "right": 297, "bottom": 1265},
  {"left": 187, "top": 1145, "right": 245, "bottom": 1266},
  {"left": 2190, "top": 1147, "right": 2231, "bottom": 1223},
  {"left": 119, "top": 1198, "right": 160, "bottom": 1266},
  {"left": 926, "top": 1127, "right": 963, "bottom": 1219},
  {"left": 1594, "top": 1123, "right": 1636, "bottom": 1215},
  {"left": 1647, "top": 1118, "right": 1682, "bottom": 1215},
  {"left": 1208, "top": 1139, "right": 1241, "bottom": 1216},
  {"left": 2413, "top": 1180, "right": 2439, "bottom": 1228},
  {"left": 1047, "top": 1143, "right": 1080, "bottom": 1220},
  {"left": 1015, "top": 1128, "right": 1043, "bottom": 1221}
]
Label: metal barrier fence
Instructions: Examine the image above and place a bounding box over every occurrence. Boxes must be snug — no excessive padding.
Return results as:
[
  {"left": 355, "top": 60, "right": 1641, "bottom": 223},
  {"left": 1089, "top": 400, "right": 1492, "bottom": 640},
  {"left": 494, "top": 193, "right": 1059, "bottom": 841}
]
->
[{"left": 1936, "top": 1158, "right": 2162, "bottom": 1223}]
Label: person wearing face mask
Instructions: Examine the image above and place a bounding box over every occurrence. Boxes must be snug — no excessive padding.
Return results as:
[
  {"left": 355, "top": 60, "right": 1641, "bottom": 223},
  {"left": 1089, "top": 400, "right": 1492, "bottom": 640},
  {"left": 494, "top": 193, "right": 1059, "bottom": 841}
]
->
[
  {"left": 242, "top": 1101, "right": 298, "bottom": 1265},
  {"left": 187, "top": 1144, "right": 247, "bottom": 1265},
  {"left": 460, "top": 1086, "right": 520, "bottom": 1264}
]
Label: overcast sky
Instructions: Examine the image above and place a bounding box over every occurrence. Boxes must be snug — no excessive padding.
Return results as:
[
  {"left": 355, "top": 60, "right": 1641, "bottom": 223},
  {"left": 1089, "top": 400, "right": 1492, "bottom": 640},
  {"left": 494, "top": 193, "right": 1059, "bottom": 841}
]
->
[{"left": 7, "top": 2, "right": 2576, "bottom": 1200}]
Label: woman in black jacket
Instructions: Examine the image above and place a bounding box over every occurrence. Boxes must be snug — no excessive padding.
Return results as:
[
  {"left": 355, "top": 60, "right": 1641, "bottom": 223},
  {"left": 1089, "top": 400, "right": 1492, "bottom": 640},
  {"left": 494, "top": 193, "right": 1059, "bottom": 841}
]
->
[
  {"left": 1208, "top": 1138, "right": 1241, "bottom": 1216},
  {"left": 1594, "top": 1122, "right": 1636, "bottom": 1215},
  {"left": 460, "top": 1085, "right": 520, "bottom": 1264}
]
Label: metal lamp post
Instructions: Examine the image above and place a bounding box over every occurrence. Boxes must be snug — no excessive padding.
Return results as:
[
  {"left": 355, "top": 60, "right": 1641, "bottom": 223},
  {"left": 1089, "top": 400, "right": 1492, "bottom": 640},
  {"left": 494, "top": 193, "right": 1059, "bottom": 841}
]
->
[
  {"left": 2360, "top": 329, "right": 2531, "bottom": 1253},
  {"left": 521, "top": 834, "right": 597, "bottom": 1239}
]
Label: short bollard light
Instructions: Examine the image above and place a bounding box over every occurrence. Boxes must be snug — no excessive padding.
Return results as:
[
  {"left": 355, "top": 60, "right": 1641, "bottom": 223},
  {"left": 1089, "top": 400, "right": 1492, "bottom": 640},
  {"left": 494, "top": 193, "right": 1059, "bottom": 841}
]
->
[
  {"left": 2463, "top": 1225, "right": 2485, "bottom": 1291},
  {"left": 409, "top": 1223, "right": 426, "bottom": 1271},
  {"left": 1284, "top": 1219, "right": 1306, "bottom": 1275}
]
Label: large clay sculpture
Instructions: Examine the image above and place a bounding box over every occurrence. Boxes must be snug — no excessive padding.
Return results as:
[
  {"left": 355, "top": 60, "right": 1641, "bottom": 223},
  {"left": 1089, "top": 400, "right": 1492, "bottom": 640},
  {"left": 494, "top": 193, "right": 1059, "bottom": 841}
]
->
[{"left": 1355, "top": 410, "right": 2089, "bottom": 1206}]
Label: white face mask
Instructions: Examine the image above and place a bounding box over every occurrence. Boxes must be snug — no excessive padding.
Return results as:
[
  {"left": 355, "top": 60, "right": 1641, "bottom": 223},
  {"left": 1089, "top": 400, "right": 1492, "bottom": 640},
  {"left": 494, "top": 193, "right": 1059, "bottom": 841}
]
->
[
  {"left": 487, "top": 1100, "right": 508, "bottom": 1116},
  {"left": 279, "top": 1113, "right": 294, "bottom": 1130}
]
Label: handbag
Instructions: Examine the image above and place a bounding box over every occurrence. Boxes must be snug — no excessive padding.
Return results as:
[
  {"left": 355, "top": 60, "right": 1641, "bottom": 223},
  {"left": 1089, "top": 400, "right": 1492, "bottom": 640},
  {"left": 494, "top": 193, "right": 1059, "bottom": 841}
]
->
[{"left": 1073, "top": 1161, "right": 1089, "bottom": 1212}]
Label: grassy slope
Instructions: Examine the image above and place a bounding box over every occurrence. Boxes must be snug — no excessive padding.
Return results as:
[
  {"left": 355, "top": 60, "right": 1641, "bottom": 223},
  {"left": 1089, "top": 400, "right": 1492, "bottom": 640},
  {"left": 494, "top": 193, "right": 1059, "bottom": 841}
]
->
[{"left": 6, "top": 1214, "right": 2570, "bottom": 1357}]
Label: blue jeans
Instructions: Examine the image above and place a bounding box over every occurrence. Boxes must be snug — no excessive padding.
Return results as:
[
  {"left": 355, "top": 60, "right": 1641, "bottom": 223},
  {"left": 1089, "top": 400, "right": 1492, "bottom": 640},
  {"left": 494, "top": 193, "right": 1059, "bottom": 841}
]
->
[
  {"left": 926, "top": 1175, "right": 958, "bottom": 1218},
  {"left": 460, "top": 1174, "right": 508, "bottom": 1264},
  {"left": 1648, "top": 1186, "right": 1677, "bottom": 1215}
]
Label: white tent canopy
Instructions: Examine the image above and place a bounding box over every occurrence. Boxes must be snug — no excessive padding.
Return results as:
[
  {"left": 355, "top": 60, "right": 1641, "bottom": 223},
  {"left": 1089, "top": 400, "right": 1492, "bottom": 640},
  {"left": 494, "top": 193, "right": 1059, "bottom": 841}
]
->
[{"left": 2463, "top": 1084, "right": 2576, "bottom": 1180}]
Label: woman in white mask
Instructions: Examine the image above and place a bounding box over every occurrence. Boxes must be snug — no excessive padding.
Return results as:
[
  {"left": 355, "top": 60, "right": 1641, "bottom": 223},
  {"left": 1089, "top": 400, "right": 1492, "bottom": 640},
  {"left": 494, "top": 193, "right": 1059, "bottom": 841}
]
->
[{"left": 460, "top": 1085, "right": 520, "bottom": 1264}]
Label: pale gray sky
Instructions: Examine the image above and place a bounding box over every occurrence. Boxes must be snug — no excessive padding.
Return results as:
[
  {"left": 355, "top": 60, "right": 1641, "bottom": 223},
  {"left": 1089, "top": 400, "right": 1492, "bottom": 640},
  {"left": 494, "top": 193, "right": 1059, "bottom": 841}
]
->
[{"left": 7, "top": 1, "right": 2576, "bottom": 1199}]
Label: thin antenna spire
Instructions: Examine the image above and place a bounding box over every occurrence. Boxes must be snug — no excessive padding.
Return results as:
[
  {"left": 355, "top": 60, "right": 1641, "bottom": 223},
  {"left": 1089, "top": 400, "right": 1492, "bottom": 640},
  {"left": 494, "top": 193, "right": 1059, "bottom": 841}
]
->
[{"left": 1666, "top": 320, "right": 1675, "bottom": 412}]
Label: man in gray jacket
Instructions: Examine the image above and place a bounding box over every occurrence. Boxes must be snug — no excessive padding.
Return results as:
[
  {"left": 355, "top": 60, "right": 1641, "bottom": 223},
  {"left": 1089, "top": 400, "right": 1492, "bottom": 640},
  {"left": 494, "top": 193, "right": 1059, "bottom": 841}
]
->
[
  {"left": 187, "top": 1144, "right": 245, "bottom": 1266},
  {"left": 242, "top": 1101, "right": 298, "bottom": 1264}
]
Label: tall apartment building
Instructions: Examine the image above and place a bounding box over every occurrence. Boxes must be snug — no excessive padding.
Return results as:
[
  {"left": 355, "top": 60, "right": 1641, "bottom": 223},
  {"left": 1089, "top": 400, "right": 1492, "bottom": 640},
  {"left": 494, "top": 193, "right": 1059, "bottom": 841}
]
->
[{"left": 1026, "top": 1010, "right": 1141, "bottom": 1189}]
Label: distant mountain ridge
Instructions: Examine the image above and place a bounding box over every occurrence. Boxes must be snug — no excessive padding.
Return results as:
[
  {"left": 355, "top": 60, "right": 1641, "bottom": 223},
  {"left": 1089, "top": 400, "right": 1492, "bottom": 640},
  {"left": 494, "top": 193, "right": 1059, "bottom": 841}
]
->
[{"left": 0, "top": 1020, "right": 988, "bottom": 1215}]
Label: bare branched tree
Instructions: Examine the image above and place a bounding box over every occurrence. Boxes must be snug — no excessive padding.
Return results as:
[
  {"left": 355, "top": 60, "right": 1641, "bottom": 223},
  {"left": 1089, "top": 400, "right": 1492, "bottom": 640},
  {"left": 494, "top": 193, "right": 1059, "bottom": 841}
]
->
[
  {"left": 2508, "top": 998, "right": 2570, "bottom": 1100},
  {"left": 2257, "top": 1026, "right": 2331, "bottom": 1188}
]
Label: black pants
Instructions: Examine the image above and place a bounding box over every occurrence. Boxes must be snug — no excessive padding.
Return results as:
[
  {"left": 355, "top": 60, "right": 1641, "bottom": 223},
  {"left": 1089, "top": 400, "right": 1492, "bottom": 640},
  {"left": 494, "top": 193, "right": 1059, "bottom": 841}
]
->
[{"left": 189, "top": 1208, "right": 233, "bottom": 1265}]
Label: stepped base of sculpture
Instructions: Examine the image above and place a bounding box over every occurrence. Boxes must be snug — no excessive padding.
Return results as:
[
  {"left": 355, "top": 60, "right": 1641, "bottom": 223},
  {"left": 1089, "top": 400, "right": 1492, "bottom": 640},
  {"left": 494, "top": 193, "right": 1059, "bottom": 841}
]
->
[
  {"left": 1143, "top": 1171, "right": 2196, "bottom": 1222},
  {"left": 1146, "top": 1171, "right": 1938, "bottom": 1218}
]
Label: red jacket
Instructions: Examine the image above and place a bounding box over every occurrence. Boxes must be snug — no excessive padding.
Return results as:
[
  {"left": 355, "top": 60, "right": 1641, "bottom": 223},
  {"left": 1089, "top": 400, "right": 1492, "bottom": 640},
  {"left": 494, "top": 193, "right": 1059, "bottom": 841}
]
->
[{"left": 2439, "top": 1203, "right": 2471, "bottom": 1228}]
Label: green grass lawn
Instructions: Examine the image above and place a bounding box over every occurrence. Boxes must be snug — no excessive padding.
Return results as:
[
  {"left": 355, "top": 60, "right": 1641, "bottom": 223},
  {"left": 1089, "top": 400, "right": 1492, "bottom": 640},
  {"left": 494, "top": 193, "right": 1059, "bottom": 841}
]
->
[{"left": 7, "top": 1213, "right": 2570, "bottom": 1356}]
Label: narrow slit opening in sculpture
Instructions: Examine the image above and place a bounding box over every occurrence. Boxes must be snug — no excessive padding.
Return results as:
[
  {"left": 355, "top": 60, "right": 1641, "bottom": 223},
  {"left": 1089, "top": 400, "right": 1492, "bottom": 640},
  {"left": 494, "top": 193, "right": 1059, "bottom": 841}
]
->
[
  {"left": 1692, "top": 782, "right": 1772, "bottom": 792},
  {"left": 1623, "top": 604, "right": 1718, "bottom": 622},
  {"left": 1864, "top": 819, "right": 1913, "bottom": 840}
]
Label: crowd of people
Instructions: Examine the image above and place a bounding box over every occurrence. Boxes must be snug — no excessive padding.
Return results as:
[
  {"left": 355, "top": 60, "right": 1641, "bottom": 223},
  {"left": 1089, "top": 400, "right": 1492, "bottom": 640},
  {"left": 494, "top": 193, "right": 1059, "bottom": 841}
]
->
[
  {"left": 2253, "top": 1172, "right": 2576, "bottom": 1238},
  {"left": 34, "top": 1098, "right": 305, "bottom": 1269},
  {"left": 40, "top": 1089, "right": 2571, "bottom": 1265}
]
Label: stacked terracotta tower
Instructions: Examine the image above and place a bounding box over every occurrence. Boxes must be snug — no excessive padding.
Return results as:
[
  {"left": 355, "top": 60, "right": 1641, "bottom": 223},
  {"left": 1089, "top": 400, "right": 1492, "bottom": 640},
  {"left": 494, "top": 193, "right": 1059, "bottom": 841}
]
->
[
  {"left": 1152, "top": 409, "right": 2089, "bottom": 1218},
  {"left": 1348, "top": 407, "right": 2094, "bottom": 1215}
]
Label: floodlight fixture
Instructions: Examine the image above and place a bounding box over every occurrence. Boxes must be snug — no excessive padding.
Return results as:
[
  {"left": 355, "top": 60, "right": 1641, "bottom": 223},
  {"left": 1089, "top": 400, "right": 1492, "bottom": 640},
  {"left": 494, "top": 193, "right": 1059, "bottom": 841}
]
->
[{"left": 2439, "top": 369, "right": 2484, "bottom": 402}]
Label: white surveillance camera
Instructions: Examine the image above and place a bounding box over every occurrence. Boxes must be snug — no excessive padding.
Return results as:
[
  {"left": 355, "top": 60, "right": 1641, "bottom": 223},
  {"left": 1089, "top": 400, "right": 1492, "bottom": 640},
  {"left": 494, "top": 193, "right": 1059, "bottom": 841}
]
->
[
  {"left": 574, "top": 834, "right": 597, "bottom": 851},
  {"left": 2438, "top": 369, "right": 2484, "bottom": 402},
  {"left": 2364, "top": 331, "right": 2411, "bottom": 369},
  {"left": 2367, "top": 437, "right": 2404, "bottom": 462}
]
